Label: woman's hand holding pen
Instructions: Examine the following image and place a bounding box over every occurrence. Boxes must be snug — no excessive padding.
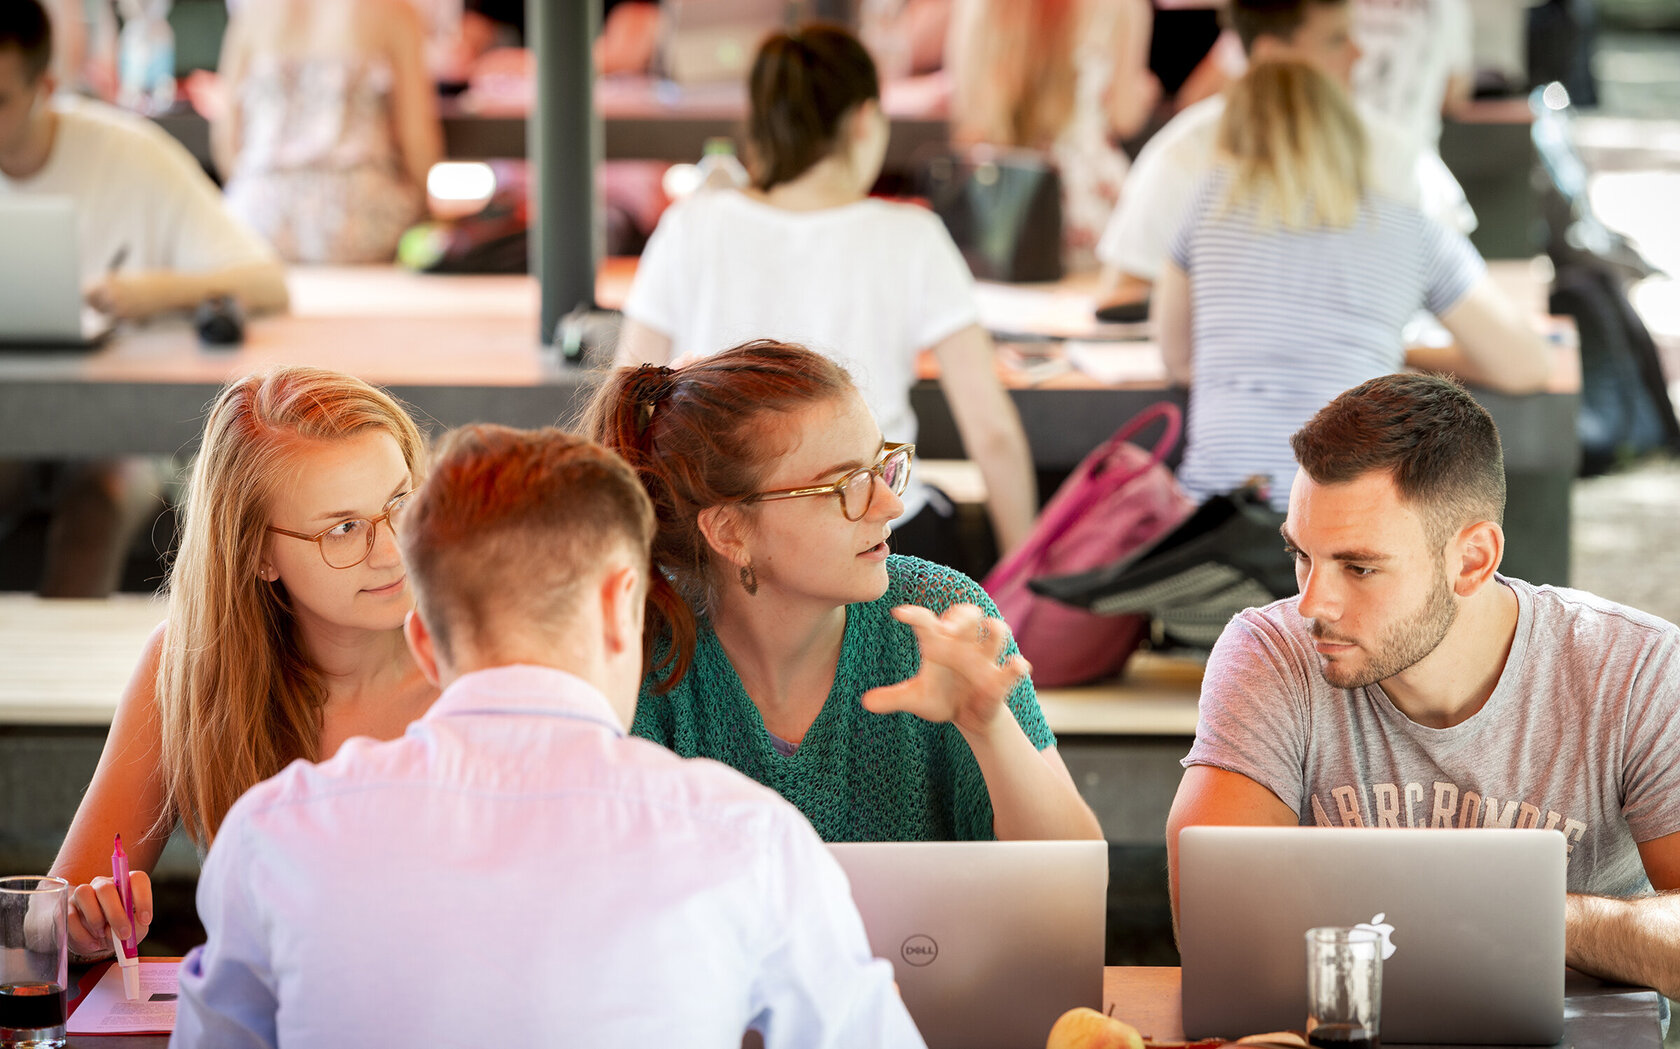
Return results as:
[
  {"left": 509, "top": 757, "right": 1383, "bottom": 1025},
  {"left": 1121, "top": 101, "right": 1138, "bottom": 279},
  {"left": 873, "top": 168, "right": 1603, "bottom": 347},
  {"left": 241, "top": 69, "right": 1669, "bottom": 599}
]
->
[
  {"left": 860, "top": 603, "right": 1030, "bottom": 740},
  {"left": 67, "top": 871, "right": 152, "bottom": 958}
]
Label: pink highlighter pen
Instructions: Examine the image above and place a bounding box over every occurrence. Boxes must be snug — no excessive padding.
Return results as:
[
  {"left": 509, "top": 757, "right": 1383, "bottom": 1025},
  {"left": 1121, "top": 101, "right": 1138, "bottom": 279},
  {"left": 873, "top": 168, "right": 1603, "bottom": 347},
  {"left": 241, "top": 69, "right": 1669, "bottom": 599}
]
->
[{"left": 109, "top": 835, "right": 141, "bottom": 1000}]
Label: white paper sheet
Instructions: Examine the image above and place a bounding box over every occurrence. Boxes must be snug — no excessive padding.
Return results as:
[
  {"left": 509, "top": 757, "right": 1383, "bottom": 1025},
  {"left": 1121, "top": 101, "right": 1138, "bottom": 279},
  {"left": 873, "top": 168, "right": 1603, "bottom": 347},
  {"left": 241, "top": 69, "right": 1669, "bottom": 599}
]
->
[
  {"left": 1063, "top": 341, "right": 1170, "bottom": 385},
  {"left": 66, "top": 959, "right": 179, "bottom": 1034}
]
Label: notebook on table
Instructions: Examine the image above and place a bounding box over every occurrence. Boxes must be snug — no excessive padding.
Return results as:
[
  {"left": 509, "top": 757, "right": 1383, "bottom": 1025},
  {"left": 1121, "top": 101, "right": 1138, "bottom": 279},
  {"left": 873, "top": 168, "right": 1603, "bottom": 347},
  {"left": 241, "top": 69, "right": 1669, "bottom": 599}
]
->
[
  {"left": 1177, "top": 826, "right": 1566, "bottom": 1046},
  {"left": 0, "top": 196, "right": 113, "bottom": 349},
  {"left": 828, "top": 840, "right": 1108, "bottom": 1049}
]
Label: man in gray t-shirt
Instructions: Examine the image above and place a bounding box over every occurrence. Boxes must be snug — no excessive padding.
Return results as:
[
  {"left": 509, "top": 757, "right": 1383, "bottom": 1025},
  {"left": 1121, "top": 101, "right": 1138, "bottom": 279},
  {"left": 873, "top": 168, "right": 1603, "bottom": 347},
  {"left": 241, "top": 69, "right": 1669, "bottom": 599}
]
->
[{"left": 1168, "top": 373, "right": 1680, "bottom": 1002}]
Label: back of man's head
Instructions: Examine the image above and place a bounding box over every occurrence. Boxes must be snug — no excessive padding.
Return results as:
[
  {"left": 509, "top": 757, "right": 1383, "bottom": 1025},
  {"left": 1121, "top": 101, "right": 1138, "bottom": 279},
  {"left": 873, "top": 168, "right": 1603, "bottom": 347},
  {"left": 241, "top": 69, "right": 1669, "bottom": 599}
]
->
[
  {"left": 1226, "top": 0, "right": 1346, "bottom": 54},
  {"left": 1290, "top": 373, "right": 1506, "bottom": 549},
  {"left": 399, "top": 425, "right": 655, "bottom": 668},
  {"left": 0, "top": 0, "right": 52, "bottom": 82}
]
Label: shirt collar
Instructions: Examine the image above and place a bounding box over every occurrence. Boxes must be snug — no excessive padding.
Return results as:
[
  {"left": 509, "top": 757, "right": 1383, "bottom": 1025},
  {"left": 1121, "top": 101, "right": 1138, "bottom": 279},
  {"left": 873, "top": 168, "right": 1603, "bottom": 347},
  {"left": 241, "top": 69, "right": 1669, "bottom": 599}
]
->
[{"left": 422, "top": 664, "right": 627, "bottom": 736}]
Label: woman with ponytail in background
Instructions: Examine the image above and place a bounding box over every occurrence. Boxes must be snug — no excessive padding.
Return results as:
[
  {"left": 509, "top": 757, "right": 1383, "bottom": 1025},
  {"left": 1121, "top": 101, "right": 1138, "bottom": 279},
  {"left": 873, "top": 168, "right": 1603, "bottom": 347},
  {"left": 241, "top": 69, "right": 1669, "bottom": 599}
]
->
[
  {"left": 614, "top": 24, "right": 1037, "bottom": 571},
  {"left": 587, "top": 340, "right": 1101, "bottom": 843},
  {"left": 49, "top": 367, "right": 436, "bottom": 957}
]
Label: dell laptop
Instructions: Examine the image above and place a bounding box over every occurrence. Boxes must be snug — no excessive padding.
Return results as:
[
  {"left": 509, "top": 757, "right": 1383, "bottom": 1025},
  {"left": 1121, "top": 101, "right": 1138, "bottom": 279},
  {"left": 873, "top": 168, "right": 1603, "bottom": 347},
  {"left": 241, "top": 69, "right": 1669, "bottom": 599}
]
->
[{"left": 829, "top": 840, "right": 1108, "bottom": 1049}]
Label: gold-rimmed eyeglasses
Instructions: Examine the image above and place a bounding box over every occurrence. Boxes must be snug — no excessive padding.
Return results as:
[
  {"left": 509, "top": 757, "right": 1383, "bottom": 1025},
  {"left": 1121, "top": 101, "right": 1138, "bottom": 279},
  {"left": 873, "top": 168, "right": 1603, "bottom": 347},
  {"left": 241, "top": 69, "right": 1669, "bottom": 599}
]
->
[
  {"left": 741, "top": 443, "right": 915, "bottom": 521},
  {"left": 266, "top": 491, "right": 413, "bottom": 569}
]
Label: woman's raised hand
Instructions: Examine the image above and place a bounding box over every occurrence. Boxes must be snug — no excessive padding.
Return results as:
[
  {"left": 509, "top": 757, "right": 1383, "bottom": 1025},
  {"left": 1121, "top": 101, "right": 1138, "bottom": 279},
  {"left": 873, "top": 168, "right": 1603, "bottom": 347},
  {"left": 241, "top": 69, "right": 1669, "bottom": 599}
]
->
[
  {"left": 861, "top": 603, "right": 1030, "bottom": 736},
  {"left": 67, "top": 871, "right": 152, "bottom": 958}
]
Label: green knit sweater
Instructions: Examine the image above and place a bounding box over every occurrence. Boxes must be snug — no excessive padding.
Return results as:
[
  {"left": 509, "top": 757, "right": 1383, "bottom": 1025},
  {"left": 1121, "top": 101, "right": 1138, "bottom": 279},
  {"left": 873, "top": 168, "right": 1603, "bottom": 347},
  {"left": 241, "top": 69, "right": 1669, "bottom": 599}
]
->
[{"left": 630, "top": 556, "right": 1057, "bottom": 841}]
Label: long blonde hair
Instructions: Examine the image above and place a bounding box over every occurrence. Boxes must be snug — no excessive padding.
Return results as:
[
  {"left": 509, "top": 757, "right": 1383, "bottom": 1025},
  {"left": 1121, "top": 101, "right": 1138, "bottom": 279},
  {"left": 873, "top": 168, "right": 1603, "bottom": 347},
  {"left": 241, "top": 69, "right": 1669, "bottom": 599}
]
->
[
  {"left": 155, "top": 367, "right": 425, "bottom": 846},
  {"left": 1217, "top": 59, "right": 1368, "bottom": 228},
  {"left": 946, "top": 0, "right": 1078, "bottom": 149}
]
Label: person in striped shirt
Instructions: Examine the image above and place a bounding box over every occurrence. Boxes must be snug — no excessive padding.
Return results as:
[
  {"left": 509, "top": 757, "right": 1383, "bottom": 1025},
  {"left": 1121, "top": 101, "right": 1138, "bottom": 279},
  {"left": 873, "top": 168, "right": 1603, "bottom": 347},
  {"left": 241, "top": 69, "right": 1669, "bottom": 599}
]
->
[{"left": 1154, "top": 58, "right": 1550, "bottom": 511}]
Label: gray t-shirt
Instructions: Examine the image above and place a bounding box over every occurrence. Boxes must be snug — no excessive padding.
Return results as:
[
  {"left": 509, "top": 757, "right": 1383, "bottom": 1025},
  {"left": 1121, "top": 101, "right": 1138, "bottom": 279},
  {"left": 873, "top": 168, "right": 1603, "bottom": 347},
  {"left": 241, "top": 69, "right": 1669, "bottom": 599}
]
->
[{"left": 1184, "top": 576, "right": 1680, "bottom": 897}]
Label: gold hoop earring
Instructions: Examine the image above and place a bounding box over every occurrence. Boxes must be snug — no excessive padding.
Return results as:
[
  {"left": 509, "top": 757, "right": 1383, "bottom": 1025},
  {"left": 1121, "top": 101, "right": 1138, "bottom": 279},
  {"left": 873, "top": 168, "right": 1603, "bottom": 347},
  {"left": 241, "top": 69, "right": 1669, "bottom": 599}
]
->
[{"left": 739, "top": 562, "right": 758, "bottom": 596}]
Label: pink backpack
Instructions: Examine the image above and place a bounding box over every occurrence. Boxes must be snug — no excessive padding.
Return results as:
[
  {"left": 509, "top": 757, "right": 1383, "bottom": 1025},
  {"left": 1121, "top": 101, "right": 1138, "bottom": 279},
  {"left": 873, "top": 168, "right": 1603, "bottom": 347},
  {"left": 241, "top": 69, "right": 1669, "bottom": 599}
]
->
[{"left": 982, "top": 402, "right": 1196, "bottom": 687}]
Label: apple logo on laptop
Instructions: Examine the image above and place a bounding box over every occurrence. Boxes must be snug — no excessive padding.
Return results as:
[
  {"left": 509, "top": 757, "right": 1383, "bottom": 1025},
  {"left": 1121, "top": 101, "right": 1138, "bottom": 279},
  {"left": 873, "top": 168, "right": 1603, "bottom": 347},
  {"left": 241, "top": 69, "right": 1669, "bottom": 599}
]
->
[{"left": 1355, "top": 913, "right": 1398, "bottom": 960}]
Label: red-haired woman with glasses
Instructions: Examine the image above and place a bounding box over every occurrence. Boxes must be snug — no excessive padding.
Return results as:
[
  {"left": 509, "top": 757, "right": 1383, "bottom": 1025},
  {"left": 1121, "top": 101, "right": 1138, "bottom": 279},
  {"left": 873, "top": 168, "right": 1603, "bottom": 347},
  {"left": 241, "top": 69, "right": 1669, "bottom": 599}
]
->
[
  {"left": 49, "top": 366, "right": 438, "bottom": 959},
  {"left": 586, "top": 341, "right": 1101, "bottom": 843}
]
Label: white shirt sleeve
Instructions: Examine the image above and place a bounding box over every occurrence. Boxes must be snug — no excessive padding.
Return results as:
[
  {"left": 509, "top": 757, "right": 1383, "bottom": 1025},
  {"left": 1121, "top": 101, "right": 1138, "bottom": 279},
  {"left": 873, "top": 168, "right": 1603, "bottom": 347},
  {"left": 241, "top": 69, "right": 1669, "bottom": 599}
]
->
[
  {"left": 622, "top": 196, "right": 695, "bottom": 345},
  {"left": 750, "top": 809, "right": 928, "bottom": 1049},
  {"left": 1441, "top": 0, "right": 1475, "bottom": 79},
  {"left": 1094, "top": 127, "right": 1201, "bottom": 282},
  {"left": 908, "top": 211, "right": 981, "bottom": 350},
  {"left": 132, "top": 121, "right": 277, "bottom": 273},
  {"left": 171, "top": 814, "right": 281, "bottom": 1049}
]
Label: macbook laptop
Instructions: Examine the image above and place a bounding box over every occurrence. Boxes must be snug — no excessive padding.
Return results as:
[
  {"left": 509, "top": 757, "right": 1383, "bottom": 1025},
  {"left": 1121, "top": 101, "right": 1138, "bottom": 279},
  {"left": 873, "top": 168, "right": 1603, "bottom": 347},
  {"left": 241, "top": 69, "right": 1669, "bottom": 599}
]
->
[
  {"left": 1178, "top": 827, "right": 1565, "bottom": 1045},
  {"left": 0, "top": 196, "right": 114, "bottom": 349},
  {"left": 828, "top": 840, "right": 1107, "bottom": 1049}
]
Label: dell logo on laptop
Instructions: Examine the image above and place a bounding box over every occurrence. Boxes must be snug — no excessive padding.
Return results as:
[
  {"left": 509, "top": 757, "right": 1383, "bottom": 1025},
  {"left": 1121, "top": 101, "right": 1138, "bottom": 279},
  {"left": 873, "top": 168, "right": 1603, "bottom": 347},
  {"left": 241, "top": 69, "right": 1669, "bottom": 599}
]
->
[{"left": 901, "top": 934, "right": 939, "bottom": 967}]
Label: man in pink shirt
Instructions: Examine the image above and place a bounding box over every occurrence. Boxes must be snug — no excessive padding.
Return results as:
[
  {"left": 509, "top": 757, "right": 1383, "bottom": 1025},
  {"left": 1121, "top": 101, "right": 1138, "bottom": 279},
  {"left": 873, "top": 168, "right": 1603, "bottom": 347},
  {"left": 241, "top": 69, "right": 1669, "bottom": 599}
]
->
[{"left": 174, "top": 425, "right": 925, "bottom": 1049}]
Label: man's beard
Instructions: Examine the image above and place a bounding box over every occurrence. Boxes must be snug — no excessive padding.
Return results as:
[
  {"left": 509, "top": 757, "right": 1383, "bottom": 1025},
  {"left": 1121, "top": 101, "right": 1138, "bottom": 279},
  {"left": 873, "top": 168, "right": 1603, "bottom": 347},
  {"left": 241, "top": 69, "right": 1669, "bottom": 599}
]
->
[{"left": 1312, "top": 568, "right": 1459, "bottom": 690}]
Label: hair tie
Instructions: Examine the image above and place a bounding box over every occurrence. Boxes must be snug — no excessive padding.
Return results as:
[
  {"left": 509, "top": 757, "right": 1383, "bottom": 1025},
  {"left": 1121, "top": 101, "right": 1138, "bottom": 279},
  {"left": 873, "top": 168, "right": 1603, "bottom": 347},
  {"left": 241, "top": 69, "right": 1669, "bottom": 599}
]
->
[{"left": 633, "top": 364, "right": 678, "bottom": 435}]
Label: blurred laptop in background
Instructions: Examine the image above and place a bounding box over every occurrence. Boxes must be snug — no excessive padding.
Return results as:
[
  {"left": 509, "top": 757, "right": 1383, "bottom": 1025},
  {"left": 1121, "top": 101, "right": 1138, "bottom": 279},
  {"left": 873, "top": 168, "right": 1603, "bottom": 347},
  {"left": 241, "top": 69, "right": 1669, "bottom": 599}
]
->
[{"left": 0, "top": 197, "right": 113, "bottom": 348}]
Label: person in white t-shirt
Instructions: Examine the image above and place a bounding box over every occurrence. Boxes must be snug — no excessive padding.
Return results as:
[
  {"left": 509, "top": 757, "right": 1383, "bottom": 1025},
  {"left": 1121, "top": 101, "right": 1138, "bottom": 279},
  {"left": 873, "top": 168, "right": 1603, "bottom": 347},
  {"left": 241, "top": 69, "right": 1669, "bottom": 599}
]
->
[
  {"left": 615, "top": 24, "right": 1036, "bottom": 564},
  {"left": 1351, "top": 0, "right": 1474, "bottom": 153},
  {"left": 1093, "top": 0, "right": 1472, "bottom": 313},
  {"left": 0, "top": 0, "right": 287, "bottom": 595}
]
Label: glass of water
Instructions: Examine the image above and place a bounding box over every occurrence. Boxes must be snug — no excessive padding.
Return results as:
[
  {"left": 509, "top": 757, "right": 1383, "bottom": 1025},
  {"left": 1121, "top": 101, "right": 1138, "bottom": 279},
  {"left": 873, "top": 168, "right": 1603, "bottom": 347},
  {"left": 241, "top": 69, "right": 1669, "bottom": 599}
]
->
[{"left": 1304, "top": 926, "right": 1382, "bottom": 1049}]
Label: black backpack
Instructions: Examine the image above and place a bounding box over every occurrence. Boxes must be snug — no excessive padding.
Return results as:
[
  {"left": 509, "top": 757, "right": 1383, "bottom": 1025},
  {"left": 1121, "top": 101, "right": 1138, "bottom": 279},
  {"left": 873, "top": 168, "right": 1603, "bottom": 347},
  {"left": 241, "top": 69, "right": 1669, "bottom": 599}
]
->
[{"left": 1531, "top": 89, "right": 1680, "bottom": 474}]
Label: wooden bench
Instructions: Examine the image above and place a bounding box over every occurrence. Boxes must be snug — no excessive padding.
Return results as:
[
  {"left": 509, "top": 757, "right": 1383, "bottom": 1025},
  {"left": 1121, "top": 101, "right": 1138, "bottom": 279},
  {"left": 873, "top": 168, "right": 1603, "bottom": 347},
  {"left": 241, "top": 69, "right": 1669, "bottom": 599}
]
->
[
  {"left": 0, "top": 593, "right": 1202, "bottom": 859},
  {"left": 0, "top": 594, "right": 165, "bottom": 725},
  {"left": 0, "top": 592, "right": 1201, "bottom": 734}
]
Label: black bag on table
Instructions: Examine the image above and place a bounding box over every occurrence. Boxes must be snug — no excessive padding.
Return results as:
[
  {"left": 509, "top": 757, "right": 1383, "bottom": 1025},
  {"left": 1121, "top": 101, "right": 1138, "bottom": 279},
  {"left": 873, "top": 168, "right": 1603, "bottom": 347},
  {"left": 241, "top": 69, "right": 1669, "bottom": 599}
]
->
[
  {"left": 1028, "top": 483, "right": 1295, "bottom": 650},
  {"left": 918, "top": 146, "right": 1064, "bottom": 284}
]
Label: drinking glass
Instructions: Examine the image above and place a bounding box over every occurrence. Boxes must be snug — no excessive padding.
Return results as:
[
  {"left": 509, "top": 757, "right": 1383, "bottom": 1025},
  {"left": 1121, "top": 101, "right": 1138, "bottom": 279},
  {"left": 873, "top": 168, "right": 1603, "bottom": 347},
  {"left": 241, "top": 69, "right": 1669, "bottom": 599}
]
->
[
  {"left": 1304, "top": 926, "right": 1382, "bottom": 1049},
  {"left": 0, "top": 876, "right": 69, "bottom": 1049}
]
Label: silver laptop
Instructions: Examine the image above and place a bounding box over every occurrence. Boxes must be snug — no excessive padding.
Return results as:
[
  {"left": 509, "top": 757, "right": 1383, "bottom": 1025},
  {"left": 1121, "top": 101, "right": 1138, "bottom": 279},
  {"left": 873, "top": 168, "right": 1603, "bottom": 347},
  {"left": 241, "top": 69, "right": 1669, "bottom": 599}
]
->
[
  {"left": 0, "top": 196, "right": 113, "bottom": 348},
  {"left": 1178, "top": 827, "right": 1565, "bottom": 1045},
  {"left": 828, "top": 841, "right": 1107, "bottom": 1049}
]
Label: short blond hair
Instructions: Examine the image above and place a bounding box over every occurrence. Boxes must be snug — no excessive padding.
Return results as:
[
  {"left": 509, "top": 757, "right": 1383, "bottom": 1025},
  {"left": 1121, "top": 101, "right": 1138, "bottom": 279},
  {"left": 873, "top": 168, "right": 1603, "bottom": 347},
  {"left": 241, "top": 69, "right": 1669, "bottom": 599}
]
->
[{"left": 1217, "top": 59, "right": 1367, "bottom": 228}]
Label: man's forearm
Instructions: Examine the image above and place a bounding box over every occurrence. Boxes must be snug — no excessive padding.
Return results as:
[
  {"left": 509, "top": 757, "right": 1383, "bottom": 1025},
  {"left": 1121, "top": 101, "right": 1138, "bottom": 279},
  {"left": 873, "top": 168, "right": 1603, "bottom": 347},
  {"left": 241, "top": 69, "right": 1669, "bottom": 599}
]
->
[{"left": 1566, "top": 891, "right": 1680, "bottom": 999}]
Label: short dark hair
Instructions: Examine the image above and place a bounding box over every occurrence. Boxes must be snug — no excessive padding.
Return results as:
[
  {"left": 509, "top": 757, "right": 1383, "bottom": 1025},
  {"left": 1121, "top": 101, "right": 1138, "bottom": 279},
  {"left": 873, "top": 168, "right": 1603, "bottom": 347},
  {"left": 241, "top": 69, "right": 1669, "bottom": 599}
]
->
[
  {"left": 399, "top": 425, "right": 656, "bottom": 660},
  {"left": 0, "top": 0, "right": 53, "bottom": 82},
  {"left": 747, "top": 23, "right": 879, "bottom": 192},
  {"left": 1225, "top": 0, "right": 1348, "bottom": 54},
  {"left": 1290, "top": 373, "right": 1506, "bottom": 548}
]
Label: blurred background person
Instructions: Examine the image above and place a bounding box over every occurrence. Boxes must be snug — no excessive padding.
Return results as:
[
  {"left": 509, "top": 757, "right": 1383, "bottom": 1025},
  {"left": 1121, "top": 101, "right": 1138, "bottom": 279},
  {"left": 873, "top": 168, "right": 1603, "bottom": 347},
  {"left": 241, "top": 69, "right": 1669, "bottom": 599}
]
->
[
  {"left": 615, "top": 24, "right": 1036, "bottom": 568},
  {"left": 1350, "top": 0, "right": 1474, "bottom": 153},
  {"left": 1094, "top": 0, "right": 1473, "bottom": 313},
  {"left": 1155, "top": 59, "right": 1550, "bottom": 510},
  {"left": 42, "top": 0, "right": 117, "bottom": 99},
  {"left": 945, "top": 0, "right": 1156, "bottom": 270},
  {"left": 1, "top": 0, "right": 285, "bottom": 598},
  {"left": 213, "top": 0, "right": 441, "bottom": 264}
]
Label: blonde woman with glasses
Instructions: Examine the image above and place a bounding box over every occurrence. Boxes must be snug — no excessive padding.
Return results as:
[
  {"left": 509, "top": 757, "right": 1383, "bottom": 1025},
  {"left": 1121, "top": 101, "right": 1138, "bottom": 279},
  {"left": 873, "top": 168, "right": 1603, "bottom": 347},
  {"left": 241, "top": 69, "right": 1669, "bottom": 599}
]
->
[
  {"left": 588, "top": 340, "right": 1101, "bottom": 844},
  {"left": 49, "top": 366, "right": 436, "bottom": 958},
  {"left": 1154, "top": 59, "right": 1551, "bottom": 512}
]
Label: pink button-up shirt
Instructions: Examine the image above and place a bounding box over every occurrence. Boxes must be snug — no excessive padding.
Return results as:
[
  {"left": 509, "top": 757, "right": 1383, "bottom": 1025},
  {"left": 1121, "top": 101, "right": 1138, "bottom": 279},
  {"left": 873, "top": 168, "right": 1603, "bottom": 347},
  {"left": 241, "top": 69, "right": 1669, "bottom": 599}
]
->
[{"left": 173, "top": 664, "right": 924, "bottom": 1049}]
